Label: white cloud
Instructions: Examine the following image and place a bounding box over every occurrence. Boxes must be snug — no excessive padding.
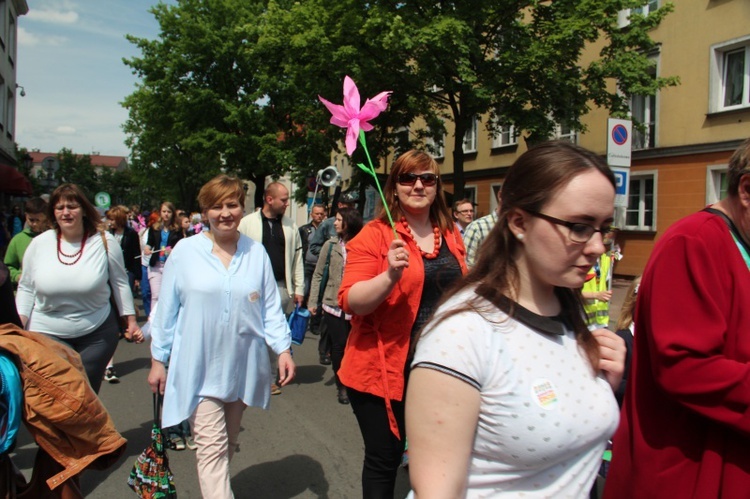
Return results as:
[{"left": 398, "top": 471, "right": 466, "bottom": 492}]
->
[
  {"left": 55, "top": 126, "right": 77, "bottom": 135},
  {"left": 18, "top": 27, "right": 67, "bottom": 47},
  {"left": 26, "top": 9, "right": 79, "bottom": 25}
]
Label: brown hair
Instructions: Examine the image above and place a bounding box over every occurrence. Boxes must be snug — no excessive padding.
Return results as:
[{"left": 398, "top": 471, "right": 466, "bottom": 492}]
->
[
  {"left": 153, "top": 201, "right": 178, "bottom": 231},
  {"left": 427, "top": 141, "right": 616, "bottom": 371},
  {"left": 198, "top": 175, "right": 246, "bottom": 212},
  {"left": 107, "top": 205, "right": 129, "bottom": 229},
  {"left": 378, "top": 149, "right": 454, "bottom": 232},
  {"left": 615, "top": 276, "right": 641, "bottom": 332},
  {"left": 727, "top": 137, "right": 750, "bottom": 196},
  {"left": 48, "top": 184, "right": 102, "bottom": 237},
  {"left": 24, "top": 197, "right": 47, "bottom": 215},
  {"left": 337, "top": 207, "right": 364, "bottom": 242}
]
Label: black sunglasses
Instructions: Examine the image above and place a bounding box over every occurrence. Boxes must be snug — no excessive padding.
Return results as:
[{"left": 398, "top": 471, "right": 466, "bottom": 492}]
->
[{"left": 396, "top": 173, "right": 438, "bottom": 186}]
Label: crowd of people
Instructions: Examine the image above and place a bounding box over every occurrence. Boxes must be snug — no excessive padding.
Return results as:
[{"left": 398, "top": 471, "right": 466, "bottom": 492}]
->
[{"left": 0, "top": 136, "right": 748, "bottom": 498}]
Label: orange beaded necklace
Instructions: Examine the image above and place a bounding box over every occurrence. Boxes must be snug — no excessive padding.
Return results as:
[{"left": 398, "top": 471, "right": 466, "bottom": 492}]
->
[{"left": 400, "top": 217, "right": 441, "bottom": 260}]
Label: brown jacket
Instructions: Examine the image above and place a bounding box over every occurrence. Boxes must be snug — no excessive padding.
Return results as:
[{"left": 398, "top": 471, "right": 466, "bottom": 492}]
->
[{"left": 0, "top": 324, "right": 126, "bottom": 490}]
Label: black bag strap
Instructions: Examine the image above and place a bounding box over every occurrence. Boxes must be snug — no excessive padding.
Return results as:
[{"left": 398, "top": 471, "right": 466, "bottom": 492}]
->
[
  {"left": 153, "top": 392, "right": 163, "bottom": 427},
  {"left": 703, "top": 207, "right": 750, "bottom": 255}
]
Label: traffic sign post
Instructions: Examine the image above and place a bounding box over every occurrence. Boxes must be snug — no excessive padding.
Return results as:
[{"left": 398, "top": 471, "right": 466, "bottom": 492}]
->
[
  {"left": 607, "top": 118, "right": 633, "bottom": 228},
  {"left": 607, "top": 118, "right": 632, "bottom": 168}
]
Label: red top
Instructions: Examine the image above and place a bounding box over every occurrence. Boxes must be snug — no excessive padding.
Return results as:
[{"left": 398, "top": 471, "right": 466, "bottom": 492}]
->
[
  {"left": 604, "top": 210, "right": 750, "bottom": 499},
  {"left": 338, "top": 219, "right": 467, "bottom": 437}
]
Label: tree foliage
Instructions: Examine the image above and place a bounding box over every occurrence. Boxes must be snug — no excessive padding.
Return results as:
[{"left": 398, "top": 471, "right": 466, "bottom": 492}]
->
[
  {"left": 123, "top": 0, "right": 298, "bottom": 210},
  {"left": 123, "top": 0, "right": 678, "bottom": 202}
]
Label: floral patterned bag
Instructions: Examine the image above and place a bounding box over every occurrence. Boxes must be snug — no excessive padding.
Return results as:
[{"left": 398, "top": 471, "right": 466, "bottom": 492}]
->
[{"left": 127, "top": 393, "right": 177, "bottom": 498}]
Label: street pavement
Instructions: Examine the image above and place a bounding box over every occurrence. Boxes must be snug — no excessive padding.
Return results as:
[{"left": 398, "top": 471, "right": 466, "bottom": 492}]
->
[{"left": 10, "top": 280, "right": 632, "bottom": 498}]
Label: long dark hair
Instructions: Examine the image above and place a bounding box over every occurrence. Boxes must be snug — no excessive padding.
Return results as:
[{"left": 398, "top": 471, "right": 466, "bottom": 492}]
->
[
  {"left": 431, "top": 141, "right": 615, "bottom": 370},
  {"left": 378, "top": 150, "right": 454, "bottom": 232},
  {"left": 337, "top": 207, "right": 363, "bottom": 242},
  {"left": 48, "top": 184, "right": 102, "bottom": 237}
]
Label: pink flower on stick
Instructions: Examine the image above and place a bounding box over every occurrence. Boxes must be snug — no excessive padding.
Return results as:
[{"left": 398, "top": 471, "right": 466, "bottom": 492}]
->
[{"left": 318, "top": 76, "right": 391, "bottom": 156}]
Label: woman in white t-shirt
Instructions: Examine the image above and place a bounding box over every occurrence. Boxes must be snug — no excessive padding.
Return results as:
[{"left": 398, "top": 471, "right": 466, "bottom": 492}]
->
[{"left": 406, "top": 141, "right": 626, "bottom": 498}]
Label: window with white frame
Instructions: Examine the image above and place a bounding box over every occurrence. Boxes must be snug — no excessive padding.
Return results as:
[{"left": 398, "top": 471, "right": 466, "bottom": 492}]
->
[
  {"left": 625, "top": 172, "right": 656, "bottom": 230},
  {"left": 462, "top": 117, "right": 478, "bottom": 153},
  {"left": 490, "top": 183, "right": 502, "bottom": 213},
  {"left": 6, "top": 88, "right": 13, "bottom": 138},
  {"left": 491, "top": 123, "right": 517, "bottom": 148},
  {"left": 8, "top": 13, "right": 15, "bottom": 66},
  {"left": 0, "top": 0, "right": 6, "bottom": 50},
  {"left": 463, "top": 185, "right": 477, "bottom": 206},
  {"left": 618, "top": 0, "right": 659, "bottom": 28},
  {"left": 554, "top": 123, "right": 577, "bottom": 144},
  {"left": 0, "top": 76, "right": 5, "bottom": 131},
  {"left": 630, "top": 65, "right": 657, "bottom": 149},
  {"left": 427, "top": 130, "right": 445, "bottom": 159},
  {"left": 709, "top": 36, "right": 750, "bottom": 113},
  {"left": 394, "top": 126, "right": 411, "bottom": 154},
  {"left": 706, "top": 164, "right": 729, "bottom": 205}
]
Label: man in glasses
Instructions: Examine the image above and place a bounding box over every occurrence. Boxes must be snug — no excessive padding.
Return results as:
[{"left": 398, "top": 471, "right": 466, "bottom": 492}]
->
[{"left": 452, "top": 199, "right": 474, "bottom": 237}]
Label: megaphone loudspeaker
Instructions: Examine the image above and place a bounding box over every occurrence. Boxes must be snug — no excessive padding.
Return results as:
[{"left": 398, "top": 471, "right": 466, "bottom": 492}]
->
[{"left": 318, "top": 166, "right": 339, "bottom": 187}]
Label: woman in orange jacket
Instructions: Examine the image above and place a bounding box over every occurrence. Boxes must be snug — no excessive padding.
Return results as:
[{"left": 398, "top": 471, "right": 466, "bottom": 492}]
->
[{"left": 338, "top": 150, "right": 467, "bottom": 498}]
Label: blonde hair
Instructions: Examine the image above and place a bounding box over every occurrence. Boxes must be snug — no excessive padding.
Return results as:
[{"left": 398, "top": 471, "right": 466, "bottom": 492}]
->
[
  {"left": 198, "top": 175, "right": 246, "bottom": 212},
  {"left": 615, "top": 276, "right": 641, "bottom": 332}
]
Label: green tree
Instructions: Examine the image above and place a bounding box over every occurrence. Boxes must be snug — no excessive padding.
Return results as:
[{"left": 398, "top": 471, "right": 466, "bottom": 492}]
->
[
  {"left": 259, "top": 0, "right": 678, "bottom": 199},
  {"left": 56, "top": 149, "right": 100, "bottom": 199},
  {"left": 123, "top": 0, "right": 295, "bottom": 210}
]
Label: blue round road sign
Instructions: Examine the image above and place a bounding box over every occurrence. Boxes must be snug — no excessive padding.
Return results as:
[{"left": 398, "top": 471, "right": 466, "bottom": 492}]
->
[{"left": 612, "top": 124, "right": 628, "bottom": 145}]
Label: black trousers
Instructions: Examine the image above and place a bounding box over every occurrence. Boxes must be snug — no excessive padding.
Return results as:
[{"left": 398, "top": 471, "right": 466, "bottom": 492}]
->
[
  {"left": 322, "top": 311, "right": 351, "bottom": 388},
  {"left": 48, "top": 307, "right": 120, "bottom": 394},
  {"left": 347, "top": 388, "right": 406, "bottom": 499}
]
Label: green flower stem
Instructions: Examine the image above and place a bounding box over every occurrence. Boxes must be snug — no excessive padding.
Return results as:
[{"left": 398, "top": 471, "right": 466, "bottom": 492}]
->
[{"left": 358, "top": 130, "right": 398, "bottom": 239}]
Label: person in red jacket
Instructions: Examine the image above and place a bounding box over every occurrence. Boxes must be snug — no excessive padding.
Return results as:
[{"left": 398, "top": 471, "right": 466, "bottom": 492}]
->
[
  {"left": 604, "top": 138, "right": 750, "bottom": 498},
  {"left": 338, "top": 149, "right": 467, "bottom": 498}
]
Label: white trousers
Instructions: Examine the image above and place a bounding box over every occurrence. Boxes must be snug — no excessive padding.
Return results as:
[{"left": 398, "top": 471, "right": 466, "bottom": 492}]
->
[{"left": 189, "top": 398, "right": 246, "bottom": 499}]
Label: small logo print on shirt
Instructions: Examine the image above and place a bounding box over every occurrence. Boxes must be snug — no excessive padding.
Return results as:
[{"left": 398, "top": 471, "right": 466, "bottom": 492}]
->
[
  {"left": 531, "top": 379, "right": 558, "bottom": 410},
  {"left": 248, "top": 291, "right": 260, "bottom": 303}
]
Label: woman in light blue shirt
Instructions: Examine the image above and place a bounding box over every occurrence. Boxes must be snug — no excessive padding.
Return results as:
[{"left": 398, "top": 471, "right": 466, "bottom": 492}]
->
[{"left": 148, "top": 175, "right": 295, "bottom": 499}]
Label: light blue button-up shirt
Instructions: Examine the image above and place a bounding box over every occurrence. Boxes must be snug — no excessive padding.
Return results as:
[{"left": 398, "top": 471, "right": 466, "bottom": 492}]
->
[{"left": 151, "top": 232, "right": 291, "bottom": 427}]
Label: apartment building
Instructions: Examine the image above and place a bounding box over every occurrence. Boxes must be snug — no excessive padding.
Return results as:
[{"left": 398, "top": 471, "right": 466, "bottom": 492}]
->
[
  {"left": 0, "top": 0, "right": 28, "bottom": 185},
  {"left": 418, "top": 1, "right": 750, "bottom": 277}
]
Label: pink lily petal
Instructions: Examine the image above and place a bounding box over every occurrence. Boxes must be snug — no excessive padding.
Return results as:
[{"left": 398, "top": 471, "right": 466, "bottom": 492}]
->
[
  {"left": 319, "top": 76, "right": 391, "bottom": 156},
  {"left": 345, "top": 119, "right": 360, "bottom": 156},
  {"left": 318, "top": 96, "right": 350, "bottom": 128},
  {"left": 342, "top": 76, "right": 361, "bottom": 118}
]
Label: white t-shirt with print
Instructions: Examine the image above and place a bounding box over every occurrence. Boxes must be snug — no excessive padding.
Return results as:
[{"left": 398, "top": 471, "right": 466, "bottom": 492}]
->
[{"left": 410, "top": 289, "right": 620, "bottom": 498}]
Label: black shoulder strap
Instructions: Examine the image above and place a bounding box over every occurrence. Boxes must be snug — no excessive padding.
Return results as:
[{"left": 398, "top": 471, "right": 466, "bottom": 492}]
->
[{"left": 703, "top": 207, "right": 750, "bottom": 255}]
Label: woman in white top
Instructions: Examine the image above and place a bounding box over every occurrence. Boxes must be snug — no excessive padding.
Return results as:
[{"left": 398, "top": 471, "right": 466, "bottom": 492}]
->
[
  {"left": 16, "top": 183, "right": 143, "bottom": 393},
  {"left": 406, "top": 141, "right": 626, "bottom": 498},
  {"left": 148, "top": 174, "right": 296, "bottom": 499}
]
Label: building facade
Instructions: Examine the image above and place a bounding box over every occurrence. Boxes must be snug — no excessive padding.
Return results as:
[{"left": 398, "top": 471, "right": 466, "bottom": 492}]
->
[{"left": 417, "top": 0, "right": 750, "bottom": 277}]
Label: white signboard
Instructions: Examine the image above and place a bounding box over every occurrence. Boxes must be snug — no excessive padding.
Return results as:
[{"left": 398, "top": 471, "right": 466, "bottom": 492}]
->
[{"left": 607, "top": 118, "right": 632, "bottom": 168}]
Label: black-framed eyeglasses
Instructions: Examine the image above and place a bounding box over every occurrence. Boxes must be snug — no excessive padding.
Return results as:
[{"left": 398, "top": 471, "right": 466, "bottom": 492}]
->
[
  {"left": 397, "top": 173, "right": 438, "bottom": 187},
  {"left": 525, "top": 210, "right": 615, "bottom": 244}
]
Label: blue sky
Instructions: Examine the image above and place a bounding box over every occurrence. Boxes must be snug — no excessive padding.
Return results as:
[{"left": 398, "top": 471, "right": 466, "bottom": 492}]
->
[{"left": 18, "top": 0, "right": 175, "bottom": 157}]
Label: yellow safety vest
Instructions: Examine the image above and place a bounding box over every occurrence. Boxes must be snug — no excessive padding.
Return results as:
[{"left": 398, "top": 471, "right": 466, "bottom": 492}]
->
[{"left": 582, "top": 254, "right": 612, "bottom": 328}]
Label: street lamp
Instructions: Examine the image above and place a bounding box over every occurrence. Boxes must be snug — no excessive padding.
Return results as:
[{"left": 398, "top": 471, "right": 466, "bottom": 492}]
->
[{"left": 21, "top": 152, "right": 32, "bottom": 172}]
